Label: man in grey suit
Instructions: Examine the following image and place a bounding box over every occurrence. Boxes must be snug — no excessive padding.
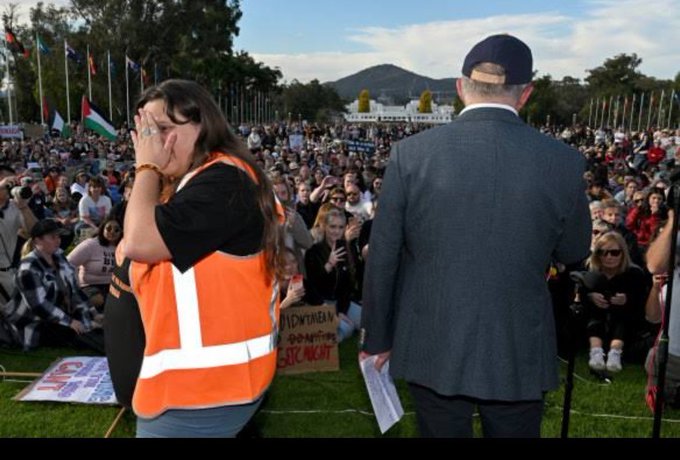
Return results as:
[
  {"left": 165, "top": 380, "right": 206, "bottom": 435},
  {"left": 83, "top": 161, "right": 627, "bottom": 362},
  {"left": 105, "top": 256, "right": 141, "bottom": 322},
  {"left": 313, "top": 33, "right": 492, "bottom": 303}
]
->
[{"left": 359, "top": 34, "right": 591, "bottom": 438}]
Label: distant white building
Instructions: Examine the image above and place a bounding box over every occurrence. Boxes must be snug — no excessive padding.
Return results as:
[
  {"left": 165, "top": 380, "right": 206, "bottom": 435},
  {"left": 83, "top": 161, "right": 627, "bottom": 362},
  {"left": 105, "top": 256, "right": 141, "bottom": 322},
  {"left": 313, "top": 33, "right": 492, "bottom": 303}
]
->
[{"left": 345, "top": 99, "right": 455, "bottom": 124}]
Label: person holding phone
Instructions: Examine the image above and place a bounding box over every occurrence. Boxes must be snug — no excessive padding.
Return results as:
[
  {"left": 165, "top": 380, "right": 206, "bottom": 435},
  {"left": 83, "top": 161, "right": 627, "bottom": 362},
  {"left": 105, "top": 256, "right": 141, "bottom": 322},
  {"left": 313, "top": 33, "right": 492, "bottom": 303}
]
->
[
  {"left": 280, "top": 248, "right": 307, "bottom": 310},
  {"left": 584, "top": 231, "right": 648, "bottom": 372},
  {"left": 304, "top": 207, "right": 361, "bottom": 342}
]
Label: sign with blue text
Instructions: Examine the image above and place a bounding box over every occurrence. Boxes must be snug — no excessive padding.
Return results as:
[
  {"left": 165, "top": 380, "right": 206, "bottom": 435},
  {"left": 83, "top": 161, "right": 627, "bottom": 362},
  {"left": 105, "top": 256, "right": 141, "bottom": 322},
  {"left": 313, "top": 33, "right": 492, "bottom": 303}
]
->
[{"left": 15, "top": 357, "right": 118, "bottom": 405}]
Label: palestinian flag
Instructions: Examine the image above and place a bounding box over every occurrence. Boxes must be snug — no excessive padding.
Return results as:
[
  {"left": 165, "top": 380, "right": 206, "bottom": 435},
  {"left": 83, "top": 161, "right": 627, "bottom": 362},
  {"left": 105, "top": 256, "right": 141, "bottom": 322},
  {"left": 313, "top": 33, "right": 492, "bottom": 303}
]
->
[
  {"left": 49, "top": 109, "right": 70, "bottom": 138},
  {"left": 81, "top": 96, "right": 117, "bottom": 140}
]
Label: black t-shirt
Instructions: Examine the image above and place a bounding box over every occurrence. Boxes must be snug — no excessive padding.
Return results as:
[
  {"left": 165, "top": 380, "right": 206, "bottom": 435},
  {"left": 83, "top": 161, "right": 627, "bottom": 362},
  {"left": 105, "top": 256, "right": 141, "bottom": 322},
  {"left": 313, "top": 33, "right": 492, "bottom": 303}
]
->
[
  {"left": 156, "top": 163, "right": 264, "bottom": 272},
  {"left": 104, "top": 162, "right": 265, "bottom": 407}
]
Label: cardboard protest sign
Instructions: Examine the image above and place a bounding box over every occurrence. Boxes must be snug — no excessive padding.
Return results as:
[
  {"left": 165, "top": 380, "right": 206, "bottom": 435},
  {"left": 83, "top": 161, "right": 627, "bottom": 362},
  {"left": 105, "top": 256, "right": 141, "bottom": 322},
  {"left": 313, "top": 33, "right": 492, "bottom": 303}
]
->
[
  {"left": 277, "top": 304, "right": 339, "bottom": 375},
  {"left": 15, "top": 357, "right": 118, "bottom": 405}
]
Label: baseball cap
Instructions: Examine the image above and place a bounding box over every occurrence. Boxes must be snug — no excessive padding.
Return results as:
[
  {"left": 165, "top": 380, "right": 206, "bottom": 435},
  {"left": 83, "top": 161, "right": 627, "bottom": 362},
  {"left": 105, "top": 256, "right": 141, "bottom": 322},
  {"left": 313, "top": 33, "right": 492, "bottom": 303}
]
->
[
  {"left": 462, "top": 34, "right": 533, "bottom": 85},
  {"left": 30, "top": 219, "right": 69, "bottom": 239}
]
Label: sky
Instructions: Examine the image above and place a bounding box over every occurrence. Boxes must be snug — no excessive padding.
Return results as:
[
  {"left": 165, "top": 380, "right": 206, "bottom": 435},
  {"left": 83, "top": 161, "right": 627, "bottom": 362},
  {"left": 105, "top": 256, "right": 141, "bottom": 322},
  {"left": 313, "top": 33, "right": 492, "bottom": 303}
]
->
[{"left": 2, "top": 0, "right": 679, "bottom": 84}]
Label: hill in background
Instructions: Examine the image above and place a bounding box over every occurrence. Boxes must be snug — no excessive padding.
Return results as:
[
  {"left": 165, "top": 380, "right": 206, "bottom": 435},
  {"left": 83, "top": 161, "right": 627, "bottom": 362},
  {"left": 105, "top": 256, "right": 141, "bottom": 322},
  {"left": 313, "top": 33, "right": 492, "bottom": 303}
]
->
[{"left": 325, "top": 64, "right": 457, "bottom": 105}]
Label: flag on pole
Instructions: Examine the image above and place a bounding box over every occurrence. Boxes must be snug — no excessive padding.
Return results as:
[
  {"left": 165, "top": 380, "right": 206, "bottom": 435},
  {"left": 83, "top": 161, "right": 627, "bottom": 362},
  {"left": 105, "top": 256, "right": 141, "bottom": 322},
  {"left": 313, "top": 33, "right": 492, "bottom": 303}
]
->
[
  {"left": 65, "top": 41, "right": 80, "bottom": 62},
  {"left": 5, "top": 27, "right": 29, "bottom": 58},
  {"left": 42, "top": 96, "right": 50, "bottom": 124},
  {"left": 125, "top": 55, "right": 140, "bottom": 72},
  {"left": 36, "top": 35, "right": 50, "bottom": 54},
  {"left": 82, "top": 96, "right": 117, "bottom": 140},
  {"left": 49, "top": 109, "right": 70, "bottom": 138},
  {"left": 88, "top": 52, "right": 97, "bottom": 76}
]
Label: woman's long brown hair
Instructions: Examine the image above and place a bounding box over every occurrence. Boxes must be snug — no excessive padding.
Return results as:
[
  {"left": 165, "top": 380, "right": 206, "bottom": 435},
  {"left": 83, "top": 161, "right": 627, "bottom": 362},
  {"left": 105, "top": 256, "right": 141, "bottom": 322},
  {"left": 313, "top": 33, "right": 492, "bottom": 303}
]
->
[{"left": 136, "top": 79, "right": 286, "bottom": 281}]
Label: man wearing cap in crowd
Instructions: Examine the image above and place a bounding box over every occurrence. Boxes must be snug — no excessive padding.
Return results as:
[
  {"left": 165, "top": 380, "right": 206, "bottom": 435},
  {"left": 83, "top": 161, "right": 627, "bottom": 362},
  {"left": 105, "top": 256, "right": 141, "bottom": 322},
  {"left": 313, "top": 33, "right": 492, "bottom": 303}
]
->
[{"left": 359, "top": 34, "right": 591, "bottom": 437}]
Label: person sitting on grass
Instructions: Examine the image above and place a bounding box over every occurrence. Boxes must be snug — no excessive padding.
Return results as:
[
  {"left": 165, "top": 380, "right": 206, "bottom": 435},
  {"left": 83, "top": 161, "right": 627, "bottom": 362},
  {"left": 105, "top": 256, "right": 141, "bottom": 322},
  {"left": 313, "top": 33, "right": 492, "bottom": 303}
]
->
[
  {"left": 67, "top": 217, "right": 123, "bottom": 313},
  {"left": 0, "top": 219, "right": 103, "bottom": 353},
  {"left": 584, "top": 231, "right": 647, "bottom": 373}
]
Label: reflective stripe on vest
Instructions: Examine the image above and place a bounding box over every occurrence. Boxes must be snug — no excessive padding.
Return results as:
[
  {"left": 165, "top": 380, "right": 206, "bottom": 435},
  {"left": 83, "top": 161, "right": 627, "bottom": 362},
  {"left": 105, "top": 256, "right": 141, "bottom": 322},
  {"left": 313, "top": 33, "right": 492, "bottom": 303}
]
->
[{"left": 138, "top": 265, "right": 278, "bottom": 379}]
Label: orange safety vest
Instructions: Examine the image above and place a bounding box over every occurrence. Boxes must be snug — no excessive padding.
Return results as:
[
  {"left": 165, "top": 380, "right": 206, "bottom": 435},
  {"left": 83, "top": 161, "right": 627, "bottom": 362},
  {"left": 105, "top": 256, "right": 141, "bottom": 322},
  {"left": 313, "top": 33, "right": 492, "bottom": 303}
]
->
[{"left": 130, "top": 153, "right": 281, "bottom": 418}]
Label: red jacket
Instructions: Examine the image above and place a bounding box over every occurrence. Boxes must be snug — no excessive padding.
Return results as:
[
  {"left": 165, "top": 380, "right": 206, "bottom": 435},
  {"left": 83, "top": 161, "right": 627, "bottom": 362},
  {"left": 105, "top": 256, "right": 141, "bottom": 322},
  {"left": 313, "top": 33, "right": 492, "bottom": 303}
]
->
[
  {"left": 625, "top": 206, "right": 661, "bottom": 247},
  {"left": 647, "top": 146, "right": 666, "bottom": 165}
]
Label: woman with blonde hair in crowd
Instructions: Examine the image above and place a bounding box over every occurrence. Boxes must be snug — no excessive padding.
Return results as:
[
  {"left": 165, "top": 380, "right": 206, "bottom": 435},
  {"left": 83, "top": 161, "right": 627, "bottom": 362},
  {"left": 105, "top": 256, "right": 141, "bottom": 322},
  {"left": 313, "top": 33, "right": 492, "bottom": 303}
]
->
[
  {"left": 584, "top": 231, "right": 647, "bottom": 373},
  {"left": 304, "top": 207, "right": 361, "bottom": 342}
]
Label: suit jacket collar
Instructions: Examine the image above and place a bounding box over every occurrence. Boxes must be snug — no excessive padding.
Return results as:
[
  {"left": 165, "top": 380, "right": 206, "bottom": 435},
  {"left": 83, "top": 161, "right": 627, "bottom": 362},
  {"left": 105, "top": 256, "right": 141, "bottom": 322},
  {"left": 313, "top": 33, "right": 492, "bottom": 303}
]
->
[{"left": 455, "top": 106, "right": 524, "bottom": 125}]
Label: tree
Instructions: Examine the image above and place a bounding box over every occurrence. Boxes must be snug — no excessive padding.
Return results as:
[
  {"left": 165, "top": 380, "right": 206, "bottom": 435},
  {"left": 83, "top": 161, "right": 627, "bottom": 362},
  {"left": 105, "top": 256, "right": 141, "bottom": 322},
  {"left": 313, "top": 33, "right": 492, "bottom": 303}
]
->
[
  {"left": 418, "top": 89, "right": 432, "bottom": 113},
  {"left": 585, "top": 53, "right": 643, "bottom": 98},
  {"left": 521, "top": 75, "right": 558, "bottom": 126},
  {"left": 0, "top": 0, "right": 281, "bottom": 125},
  {"left": 358, "top": 89, "right": 370, "bottom": 113},
  {"left": 279, "top": 80, "right": 345, "bottom": 124}
]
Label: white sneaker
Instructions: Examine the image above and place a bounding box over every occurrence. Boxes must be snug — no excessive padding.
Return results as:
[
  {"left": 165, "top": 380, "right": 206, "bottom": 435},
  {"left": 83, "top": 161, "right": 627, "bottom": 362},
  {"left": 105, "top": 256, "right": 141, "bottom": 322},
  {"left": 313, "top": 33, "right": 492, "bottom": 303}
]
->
[
  {"left": 606, "top": 349, "right": 623, "bottom": 373},
  {"left": 589, "top": 347, "right": 606, "bottom": 371}
]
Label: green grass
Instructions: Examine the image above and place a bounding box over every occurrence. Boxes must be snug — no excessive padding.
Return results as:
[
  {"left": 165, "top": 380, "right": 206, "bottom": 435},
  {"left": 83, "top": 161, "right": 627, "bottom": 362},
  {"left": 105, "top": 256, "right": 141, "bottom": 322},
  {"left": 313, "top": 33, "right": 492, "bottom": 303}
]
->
[{"left": 1, "top": 340, "right": 680, "bottom": 438}]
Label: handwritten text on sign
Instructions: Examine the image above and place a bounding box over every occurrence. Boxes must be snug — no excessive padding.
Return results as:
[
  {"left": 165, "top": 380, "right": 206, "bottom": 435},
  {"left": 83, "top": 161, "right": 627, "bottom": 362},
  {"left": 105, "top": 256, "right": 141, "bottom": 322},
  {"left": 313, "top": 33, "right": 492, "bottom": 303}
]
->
[{"left": 277, "top": 305, "right": 339, "bottom": 375}]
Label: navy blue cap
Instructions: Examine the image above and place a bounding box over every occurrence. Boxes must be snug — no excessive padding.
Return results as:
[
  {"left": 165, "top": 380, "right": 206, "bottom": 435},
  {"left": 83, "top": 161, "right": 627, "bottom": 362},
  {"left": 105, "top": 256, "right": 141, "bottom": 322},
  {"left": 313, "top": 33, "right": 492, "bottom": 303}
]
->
[
  {"left": 462, "top": 34, "right": 533, "bottom": 85},
  {"left": 30, "top": 219, "right": 69, "bottom": 239}
]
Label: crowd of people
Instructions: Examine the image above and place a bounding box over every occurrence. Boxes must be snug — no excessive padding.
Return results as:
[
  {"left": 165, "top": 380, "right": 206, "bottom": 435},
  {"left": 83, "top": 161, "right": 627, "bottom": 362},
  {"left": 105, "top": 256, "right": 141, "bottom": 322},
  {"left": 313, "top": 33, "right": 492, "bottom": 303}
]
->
[
  {"left": 0, "top": 117, "right": 677, "bottom": 359},
  {"left": 0, "top": 74, "right": 678, "bottom": 436}
]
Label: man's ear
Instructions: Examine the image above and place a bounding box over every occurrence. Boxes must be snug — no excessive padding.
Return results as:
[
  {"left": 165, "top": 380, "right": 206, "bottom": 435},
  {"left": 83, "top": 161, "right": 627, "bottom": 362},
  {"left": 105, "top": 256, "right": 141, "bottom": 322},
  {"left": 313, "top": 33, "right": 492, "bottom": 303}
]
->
[
  {"left": 456, "top": 79, "right": 466, "bottom": 105},
  {"left": 516, "top": 83, "right": 534, "bottom": 111}
]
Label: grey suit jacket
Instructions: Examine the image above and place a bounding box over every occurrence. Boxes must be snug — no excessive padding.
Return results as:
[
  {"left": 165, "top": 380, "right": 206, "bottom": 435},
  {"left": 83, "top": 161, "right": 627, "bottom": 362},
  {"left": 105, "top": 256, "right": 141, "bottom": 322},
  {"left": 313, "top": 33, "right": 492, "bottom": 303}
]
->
[{"left": 361, "top": 107, "right": 591, "bottom": 401}]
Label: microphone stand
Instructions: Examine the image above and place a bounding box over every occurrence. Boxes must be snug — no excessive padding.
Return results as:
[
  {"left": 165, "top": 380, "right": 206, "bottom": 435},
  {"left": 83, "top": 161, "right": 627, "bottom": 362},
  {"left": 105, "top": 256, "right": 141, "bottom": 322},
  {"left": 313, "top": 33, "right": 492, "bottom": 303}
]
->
[
  {"left": 652, "top": 169, "right": 680, "bottom": 438},
  {"left": 561, "top": 271, "right": 589, "bottom": 438}
]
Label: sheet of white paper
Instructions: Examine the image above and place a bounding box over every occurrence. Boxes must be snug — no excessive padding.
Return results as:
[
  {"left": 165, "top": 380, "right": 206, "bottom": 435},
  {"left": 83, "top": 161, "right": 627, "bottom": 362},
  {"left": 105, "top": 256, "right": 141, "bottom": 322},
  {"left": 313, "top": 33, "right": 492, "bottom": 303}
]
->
[{"left": 360, "top": 355, "right": 404, "bottom": 434}]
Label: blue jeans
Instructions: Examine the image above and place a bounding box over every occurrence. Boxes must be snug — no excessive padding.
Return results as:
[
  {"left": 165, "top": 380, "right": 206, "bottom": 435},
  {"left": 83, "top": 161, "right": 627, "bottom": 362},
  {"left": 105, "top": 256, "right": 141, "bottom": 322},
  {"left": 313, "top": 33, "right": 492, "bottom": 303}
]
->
[
  {"left": 337, "top": 301, "right": 362, "bottom": 342},
  {"left": 136, "top": 397, "right": 264, "bottom": 438}
]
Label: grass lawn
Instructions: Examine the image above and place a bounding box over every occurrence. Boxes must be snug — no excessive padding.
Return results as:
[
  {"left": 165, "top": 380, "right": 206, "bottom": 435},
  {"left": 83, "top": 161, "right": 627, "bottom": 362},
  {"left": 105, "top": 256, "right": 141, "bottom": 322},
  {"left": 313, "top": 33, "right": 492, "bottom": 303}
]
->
[{"left": 1, "top": 339, "right": 680, "bottom": 438}]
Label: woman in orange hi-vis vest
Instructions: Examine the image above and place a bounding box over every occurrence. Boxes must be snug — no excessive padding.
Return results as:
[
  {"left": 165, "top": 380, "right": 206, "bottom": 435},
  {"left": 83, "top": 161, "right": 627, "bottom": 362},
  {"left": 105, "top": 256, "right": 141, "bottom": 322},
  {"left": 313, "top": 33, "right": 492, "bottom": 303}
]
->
[{"left": 104, "top": 80, "right": 286, "bottom": 438}]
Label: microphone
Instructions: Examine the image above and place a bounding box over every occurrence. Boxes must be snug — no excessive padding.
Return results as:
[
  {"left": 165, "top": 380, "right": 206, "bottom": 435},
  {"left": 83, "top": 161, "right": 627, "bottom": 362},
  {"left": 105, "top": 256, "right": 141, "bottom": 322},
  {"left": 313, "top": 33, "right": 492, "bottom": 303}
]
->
[{"left": 570, "top": 271, "right": 605, "bottom": 290}]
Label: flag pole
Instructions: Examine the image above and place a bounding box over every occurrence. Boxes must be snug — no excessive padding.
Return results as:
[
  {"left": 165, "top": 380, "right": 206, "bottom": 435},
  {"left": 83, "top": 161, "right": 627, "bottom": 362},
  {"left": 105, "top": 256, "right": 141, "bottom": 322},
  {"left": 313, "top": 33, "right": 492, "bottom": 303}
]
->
[
  {"left": 64, "top": 40, "right": 71, "bottom": 124},
  {"left": 593, "top": 97, "right": 599, "bottom": 128},
  {"left": 647, "top": 92, "right": 654, "bottom": 130},
  {"left": 4, "top": 39, "right": 13, "bottom": 124},
  {"left": 587, "top": 98, "right": 593, "bottom": 127},
  {"left": 638, "top": 93, "right": 645, "bottom": 132},
  {"left": 87, "top": 44, "right": 92, "bottom": 100},
  {"left": 621, "top": 96, "right": 627, "bottom": 131},
  {"left": 125, "top": 56, "right": 130, "bottom": 127},
  {"left": 36, "top": 33, "right": 44, "bottom": 125},
  {"left": 629, "top": 94, "right": 636, "bottom": 133},
  {"left": 107, "top": 50, "right": 112, "bottom": 121},
  {"left": 658, "top": 89, "right": 666, "bottom": 129},
  {"left": 668, "top": 90, "right": 676, "bottom": 129}
]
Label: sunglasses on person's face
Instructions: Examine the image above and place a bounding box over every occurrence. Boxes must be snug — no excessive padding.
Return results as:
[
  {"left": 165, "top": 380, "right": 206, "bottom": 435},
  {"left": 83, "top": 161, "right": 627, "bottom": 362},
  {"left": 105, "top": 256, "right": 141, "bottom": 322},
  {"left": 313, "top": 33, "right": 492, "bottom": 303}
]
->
[
  {"left": 330, "top": 196, "right": 346, "bottom": 203},
  {"left": 596, "top": 249, "right": 622, "bottom": 257}
]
